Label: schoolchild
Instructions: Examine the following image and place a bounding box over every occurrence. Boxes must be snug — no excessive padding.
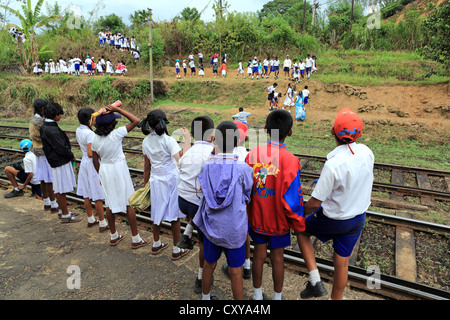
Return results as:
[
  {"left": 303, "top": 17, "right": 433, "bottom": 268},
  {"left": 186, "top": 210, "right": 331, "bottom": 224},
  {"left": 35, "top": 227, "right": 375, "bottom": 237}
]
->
[
  {"left": 305, "top": 54, "right": 313, "bottom": 79},
  {"left": 76, "top": 108, "right": 108, "bottom": 232},
  {"left": 236, "top": 60, "right": 244, "bottom": 79},
  {"left": 219, "top": 62, "right": 227, "bottom": 78},
  {"left": 263, "top": 57, "right": 269, "bottom": 78},
  {"left": 198, "top": 64, "right": 205, "bottom": 77},
  {"left": 40, "top": 102, "right": 80, "bottom": 223},
  {"left": 303, "top": 85, "right": 310, "bottom": 107},
  {"left": 29, "top": 99, "right": 58, "bottom": 211},
  {"left": 283, "top": 55, "right": 291, "bottom": 80},
  {"left": 3, "top": 139, "right": 42, "bottom": 200},
  {"left": 193, "top": 121, "right": 254, "bottom": 300},
  {"left": 175, "top": 59, "right": 181, "bottom": 79},
  {"left": 267, "top": 83, "right": 278, "bottom": 110},
  {"left": 283, "top": 83, "right": 295, "bottom": 112},
  {"left": 222, "top": 121, "right": 252, "bottom": 280},
  {"left": 273, "top": 57, "right": 280, "bottom": 79},
  {"left": 246, "top": 109, "right": 306, "bottom": 300},
  {"left": 91, "top": 103, "right": 149, "bottom": 248},
  {"left": 299, "top": 59, "right": 306, "bottom": 80},
  {"left": 189, "top": 59, "right": 196, "bottom": 77},
  {"left": 140, "top": 110, "right": 191, "bottom": 260},
  {"left": 231, "top": 107, "right": 251, "bottom": 124},
  {"left": 298, "top": 108, "right": 374, "bottom": 300},
  {"left": 177, "top": 116, "right": 215, "bottom": 293},
  {"left": 246, "top": 60, "right": 252, "bottom": 79},
  {"left": 183, "top": 59, "right": 187, "bottom": 78}
]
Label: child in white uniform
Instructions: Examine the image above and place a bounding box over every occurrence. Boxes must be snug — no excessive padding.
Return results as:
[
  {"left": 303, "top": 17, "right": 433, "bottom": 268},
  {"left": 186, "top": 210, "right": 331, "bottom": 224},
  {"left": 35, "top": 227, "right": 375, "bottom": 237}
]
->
[
  {"left": 91, "top": 103, "right": 149, "bottom": 249},
  {"left": 76, "top": 108, "right": 108, "bottom": 232},
  {"left": 140, "top": 110, "right": 191, "bottom": 260}
]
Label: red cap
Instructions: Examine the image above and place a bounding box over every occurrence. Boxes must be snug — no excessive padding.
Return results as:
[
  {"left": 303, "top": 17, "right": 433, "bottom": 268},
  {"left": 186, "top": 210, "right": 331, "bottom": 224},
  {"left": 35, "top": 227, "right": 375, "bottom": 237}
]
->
[
  {"left": 333, "top": 108, "right": 363, "bottom": 143},
  {"left": 234, "top": 121, "right": 248, "bottom": 144}
]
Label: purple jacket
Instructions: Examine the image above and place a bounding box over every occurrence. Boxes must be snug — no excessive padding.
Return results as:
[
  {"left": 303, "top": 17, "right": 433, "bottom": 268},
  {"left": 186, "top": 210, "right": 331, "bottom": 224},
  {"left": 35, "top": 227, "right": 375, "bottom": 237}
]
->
[{"left": 193, "top": 154, "right": 254, "bottom": 249}]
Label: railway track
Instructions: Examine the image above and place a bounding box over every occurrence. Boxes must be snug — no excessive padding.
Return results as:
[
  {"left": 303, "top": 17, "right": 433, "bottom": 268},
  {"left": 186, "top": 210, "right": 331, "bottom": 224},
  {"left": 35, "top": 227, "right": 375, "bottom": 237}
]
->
[
  {"left": 0, "top": 147, "right": 448, "bottom": 300},
  {"left": 1, "top": 124, "right": 449, "bottom": 209}
]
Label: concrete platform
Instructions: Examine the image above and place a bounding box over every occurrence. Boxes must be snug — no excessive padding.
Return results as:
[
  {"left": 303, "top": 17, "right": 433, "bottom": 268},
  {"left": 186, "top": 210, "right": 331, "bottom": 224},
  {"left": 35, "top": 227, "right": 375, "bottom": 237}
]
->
[{"left": 0, "top": 187, "right": 383, "bottom": 302}]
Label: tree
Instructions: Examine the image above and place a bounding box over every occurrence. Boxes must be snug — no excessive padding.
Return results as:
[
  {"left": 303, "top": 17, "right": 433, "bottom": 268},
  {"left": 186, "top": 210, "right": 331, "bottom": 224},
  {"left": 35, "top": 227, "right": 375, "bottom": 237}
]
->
[
  {"left": 0, "top": 0, "right": 60, "bottom": 70},
  {"left": 94, "top": 13, "right": 125, "bottom": 34},
  {"left": 180, "top": 7, "right": 200, "bottom": 21}
]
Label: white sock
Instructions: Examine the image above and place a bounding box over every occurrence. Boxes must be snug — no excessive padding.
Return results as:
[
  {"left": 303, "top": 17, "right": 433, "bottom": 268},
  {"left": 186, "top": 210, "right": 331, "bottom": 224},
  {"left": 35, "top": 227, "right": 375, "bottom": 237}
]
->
[
  {"left": 173, "top": 245, "right": 181, "bottom": 254},
  {"left": 99, "top": 219, "right": 108, "bottom": 227},
  {"left": 131, "top": 234, "right": 143, "bottom": 243},
  {"left": 184, "top": 224, "right": 194, "bottom": 238},
  {"left": 110, "top": 231, "right": 119, "bottom": 241},
  {"left": 44, "top": 198, "right": 51, "bottom": 206},
  {"left": 309, "top": 269, "right": 321, "bottom": 285},
  {"left": 51, "top": 200, "right": 58, "bottom": 208},
  {"left": 198, "top": 267, "right": 203, "bottom": 280},
  {"left": 243, "top": 258, "right": 251, "bottom": 269},
  {"left": 202, "top": 292, "right": 210, "bottom": 300},
  {"left": 14, "top": 187, "right": 19, "bottom": 191},
  {"left": 153, "top": 240, "right": 161, "bottom": 248},
  {"left": 273, "top": 291, "right": 282, "bottom": 300},
  {"left": 62, "top": 214, "right": 70, "bottom": 219},
  {"left": 87, "top": 216, "right": 96, "bottom": 223},
  {"left": 253, "top": 287, "right": 263, "bottom": 300}
]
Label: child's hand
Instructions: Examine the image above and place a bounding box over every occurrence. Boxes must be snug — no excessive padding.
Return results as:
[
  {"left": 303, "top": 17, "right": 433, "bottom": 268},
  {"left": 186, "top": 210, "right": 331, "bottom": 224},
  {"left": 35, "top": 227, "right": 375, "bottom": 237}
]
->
[{"left": 181, "top": 127, "right": 191, "bottom": 140}]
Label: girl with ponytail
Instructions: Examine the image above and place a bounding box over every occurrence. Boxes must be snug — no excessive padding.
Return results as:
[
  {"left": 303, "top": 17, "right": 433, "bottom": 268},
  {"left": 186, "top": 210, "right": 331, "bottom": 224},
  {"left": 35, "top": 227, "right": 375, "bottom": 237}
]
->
[{"left": 140, "top": 110, "right": 192, "bottom": 260}]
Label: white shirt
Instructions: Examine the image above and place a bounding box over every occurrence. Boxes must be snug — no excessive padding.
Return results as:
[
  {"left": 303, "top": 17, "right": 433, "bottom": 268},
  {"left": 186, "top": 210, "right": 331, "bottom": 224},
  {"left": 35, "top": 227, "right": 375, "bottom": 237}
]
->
[
  {"left": 311, "top": 143, "right": 374, "bottom": 220},
  {"left": 178, "top": 141, "right": 214, "bottom": 205},
  {"left": 233, "top": 146, "right": 248, "bottom": 163},
  {"left": 305, "top": 57, "right": 313, "bottom": 68},
  {"left": 76, "top": 125, "right": 94, "bottom": 158},
  {"left": 302, "top": 89, "right": 309, "bottom": 97},
  {"left": 273, "top": 60, "right": 280, "bottom": 66},
  {"left": 142, "top": 132, "right": 181, "bottom": 170},
  {"left": 23, "top": 151, "right": 39, "bottom": 185},
  {"left": 299, "top": 62, "right": 306, "bottom": 70},
  {"left": 283, "top": 59, "right": 291, "bottom": 68},
  {"left": 91, "top": 126, "right": 128, "bottom": 164}
]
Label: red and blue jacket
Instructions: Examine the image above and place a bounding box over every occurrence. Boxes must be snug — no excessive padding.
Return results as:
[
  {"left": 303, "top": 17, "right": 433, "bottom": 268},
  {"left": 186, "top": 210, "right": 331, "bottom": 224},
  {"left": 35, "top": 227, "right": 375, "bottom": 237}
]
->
[{"left": 246, "top": 140, "right": 305, "bottom": 236}]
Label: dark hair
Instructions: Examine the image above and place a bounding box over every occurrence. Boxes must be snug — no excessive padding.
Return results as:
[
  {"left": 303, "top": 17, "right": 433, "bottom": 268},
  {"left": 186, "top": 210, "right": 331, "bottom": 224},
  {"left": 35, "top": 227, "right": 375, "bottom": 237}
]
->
[
  {"left": 33, "top": 99, "right": 47, "bottom": 116},
  {"left": 265, "top": 109, "right": 293, "bottom": 141},
  {"left": 44, "top": 102, "right": 64, "bottom": 119},
  {"left": 239, "top": 107, "right": 243, "bottom": 112},
  {"left": 140, "top": 110, "right": 169, "bottom": 136},
  {"left": 95, "top": 120, "right": 118, "bottom": 136},
  {"left": 77, "top": 108, "right": 95, "bottom": 126},
  {"left": 215, "top": 121, "right": 238, "bottom": 153},
  {"left": 191, "top": 116, "right": 214, "bottom": 141}
]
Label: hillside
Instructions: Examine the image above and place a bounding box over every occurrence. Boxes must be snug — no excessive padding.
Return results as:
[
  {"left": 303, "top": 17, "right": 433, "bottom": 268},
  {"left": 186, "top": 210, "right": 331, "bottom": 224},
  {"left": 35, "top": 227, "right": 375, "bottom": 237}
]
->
[{"left": 382, "top": 0, "right": 449, "bottom": 22}]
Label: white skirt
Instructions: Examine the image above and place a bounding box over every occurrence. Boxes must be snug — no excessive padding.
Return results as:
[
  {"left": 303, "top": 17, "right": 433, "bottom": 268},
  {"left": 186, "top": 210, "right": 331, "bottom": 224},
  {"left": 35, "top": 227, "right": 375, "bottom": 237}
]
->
[
  {"left": 36, "top": 155, "right": 53, "bottom": 183},
  {"left": 77, "top": 157, "right": 105, "bottom": 201},
  {"left": 150, "top": 163, "right": 184, "bottom": 225},
  {"left": 52, "top": 162, "right": 77, "bottom": 194},
  {"left": 98, "top": 159, "right": 134, "bottom": 213}
]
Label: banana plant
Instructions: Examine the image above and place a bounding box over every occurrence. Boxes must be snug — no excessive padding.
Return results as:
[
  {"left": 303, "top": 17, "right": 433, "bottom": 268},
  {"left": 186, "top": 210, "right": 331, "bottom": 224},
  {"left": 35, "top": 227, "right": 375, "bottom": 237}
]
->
[{"left": 1, "top": 0, "right": 60, "bottom": 71}]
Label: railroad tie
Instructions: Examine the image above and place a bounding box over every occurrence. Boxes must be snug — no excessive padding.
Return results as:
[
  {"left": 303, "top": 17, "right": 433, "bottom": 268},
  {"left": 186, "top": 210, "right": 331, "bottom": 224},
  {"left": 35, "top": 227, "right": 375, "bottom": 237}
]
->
[
  {"left": 395, "top": 211, "right": 417, "bottom": 283},
  {"left": 416, "top": 173, "right": 436, "bottom": 208}
]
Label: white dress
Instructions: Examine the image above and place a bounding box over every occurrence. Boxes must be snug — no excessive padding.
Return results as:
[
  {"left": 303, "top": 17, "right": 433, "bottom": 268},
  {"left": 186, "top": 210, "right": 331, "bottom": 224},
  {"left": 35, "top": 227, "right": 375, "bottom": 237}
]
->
[
  {"left": 106, "top": 61, "right": 114, "bottom": 74},
  {"left": 143, "top": 132, "right": 184, "bottom": 225},
  {"left": 52, "top": 162, "right": 77, "bottom": 194},
  {"left": 36, "top": 154, "right": 53, "bottom": 183},
  {"left": 76, "top": 125, "right": 105, "bottom": 201},
  {"left": 92, "top": 126, "right": 134, "bottom": 213},
  {"left": 50, "top": 61, "right": 56, "bottom": 74}
]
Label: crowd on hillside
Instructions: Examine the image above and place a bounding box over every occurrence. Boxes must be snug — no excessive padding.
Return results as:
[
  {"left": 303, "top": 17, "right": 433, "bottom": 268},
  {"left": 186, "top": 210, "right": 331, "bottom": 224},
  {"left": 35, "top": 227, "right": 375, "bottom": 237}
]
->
[
  {"left": 31, "top": 30, "right": 141, "bottom": 77},
  {"left": 174, "top": 52, "right": 318, "bottom": 82}
]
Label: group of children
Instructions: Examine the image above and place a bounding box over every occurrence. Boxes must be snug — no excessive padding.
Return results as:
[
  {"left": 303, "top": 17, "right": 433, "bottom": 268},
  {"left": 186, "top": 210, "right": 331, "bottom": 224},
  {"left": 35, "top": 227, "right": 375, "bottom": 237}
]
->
[
  {"left": 266, "top": 82, "right": 310, "bottom": 122},
  {"left": 32, "top": 55, "right": 128, "bottom": 77},
  {"left": 4, "top": 98, "right": 374, "bottom": 301},
  {"left": 98, "top": 30, "right": 140, "bottom": 55}
]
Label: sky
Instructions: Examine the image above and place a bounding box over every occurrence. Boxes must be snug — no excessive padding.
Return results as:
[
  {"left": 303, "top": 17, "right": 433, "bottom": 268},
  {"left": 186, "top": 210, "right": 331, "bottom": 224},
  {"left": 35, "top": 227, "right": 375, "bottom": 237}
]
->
[{"left": 3, "top": 0, "right": 270, "bottom": 26}]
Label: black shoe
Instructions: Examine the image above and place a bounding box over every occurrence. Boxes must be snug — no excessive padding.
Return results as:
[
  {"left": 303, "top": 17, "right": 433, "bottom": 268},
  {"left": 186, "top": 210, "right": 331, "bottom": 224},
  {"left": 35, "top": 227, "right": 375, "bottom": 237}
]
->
[
  {"left": 4, "top": 189, "right": 24, "bottom": 198},
  {"left": 177, "top": 234, "right": 195, "bottom": 250},
  {"left": 243, "top": 267, "right": 251, "bottom": 279},
  {"left": 300, "top": 281, "right": 328, "bottom": 299}
]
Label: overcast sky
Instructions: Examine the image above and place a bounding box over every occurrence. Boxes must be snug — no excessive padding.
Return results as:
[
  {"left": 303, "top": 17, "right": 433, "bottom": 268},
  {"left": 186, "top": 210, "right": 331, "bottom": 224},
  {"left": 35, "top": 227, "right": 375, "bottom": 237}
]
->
[{"left": 4, "top": 0, "right": 269, "bottom": 25}]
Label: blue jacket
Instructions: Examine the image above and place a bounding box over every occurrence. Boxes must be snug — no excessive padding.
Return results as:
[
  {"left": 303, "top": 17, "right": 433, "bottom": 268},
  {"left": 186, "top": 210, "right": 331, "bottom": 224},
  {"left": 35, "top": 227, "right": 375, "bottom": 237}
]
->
[{"left": 193, "top": 154, "right": 254, "bottom": 249}]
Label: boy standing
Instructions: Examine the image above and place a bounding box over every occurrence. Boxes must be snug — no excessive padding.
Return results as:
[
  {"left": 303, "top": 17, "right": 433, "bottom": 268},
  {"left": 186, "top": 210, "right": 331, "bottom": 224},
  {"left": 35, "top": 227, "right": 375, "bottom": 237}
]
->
[
  {"left": 193, "top": 121, "right": 254, "bottom": 300},
  {"left": 297, "top": 108, "right": 374, "bottom": 300},
  {"left": 232, "top": 107, "right": 251, "bottom": 124},
  {"left": 177, "top": 116, "right": 215, "bottom": 294},
  {"left": 246, "top": 110, "right": 306, "bottom": 300},
  {"left": 305, "top": 54, "right": 313, "bottom": 79}
]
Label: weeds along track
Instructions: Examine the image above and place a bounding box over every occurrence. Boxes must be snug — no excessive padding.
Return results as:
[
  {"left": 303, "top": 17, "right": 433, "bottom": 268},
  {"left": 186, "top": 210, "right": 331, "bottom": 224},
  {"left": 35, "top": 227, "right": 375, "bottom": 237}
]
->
[{"left": 0, "top": 147, "right": 449, "bottom": 300}]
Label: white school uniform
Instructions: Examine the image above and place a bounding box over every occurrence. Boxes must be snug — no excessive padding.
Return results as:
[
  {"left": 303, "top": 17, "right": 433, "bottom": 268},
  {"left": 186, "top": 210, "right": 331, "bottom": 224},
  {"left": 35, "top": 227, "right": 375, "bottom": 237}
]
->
[
  {"left": 76, "top": 124, "right": 105, "bottom": 201},
  {"left": 92, "top": 126, "right": 134, "bottom": 213},
  {"left": 44, "top": 62, "right": 49, "bottom": 73},
  {"left": 23, "top": 151, "right": 40, "bottom": 185},
  {"left": 143, "top": 132, "right": 184, "bottom": 225},
  {"left": 106, "top": 61, "right": 114, "bottom": 74},
  {"left": 52, "top": 161, "right": 77, "bottom": 194},
  {"left": 49, "top": 61, "right": 56, "bottom": 74},
  {"left": 284, "top": 87, "right": 294, "bottom": 107},
  {"left": 178, "top": 141, "right": 214, "bottom": 206}
]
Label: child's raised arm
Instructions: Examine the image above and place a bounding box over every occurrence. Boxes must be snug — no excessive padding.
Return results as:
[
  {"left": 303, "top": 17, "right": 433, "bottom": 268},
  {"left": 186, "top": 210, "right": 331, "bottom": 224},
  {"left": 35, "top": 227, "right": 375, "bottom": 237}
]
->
[{"left": 107, "top": 104, "right": 139, "bottom": 132}]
